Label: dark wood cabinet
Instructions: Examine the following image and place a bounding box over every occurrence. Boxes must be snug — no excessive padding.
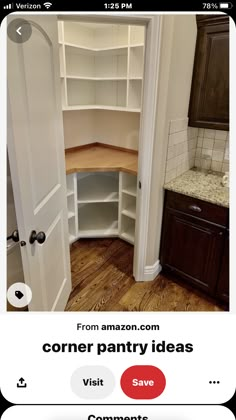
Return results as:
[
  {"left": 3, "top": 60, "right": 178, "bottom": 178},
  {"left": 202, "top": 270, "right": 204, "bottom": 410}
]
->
[
  {"left": 160, "top": 190, "right": 229, "bottom": 305},
  {"left": 216, "top": 229, "right": 229, "bottom": 303},
  {"left": 188, "top": 15, "right": 229, "bottom": 131}
]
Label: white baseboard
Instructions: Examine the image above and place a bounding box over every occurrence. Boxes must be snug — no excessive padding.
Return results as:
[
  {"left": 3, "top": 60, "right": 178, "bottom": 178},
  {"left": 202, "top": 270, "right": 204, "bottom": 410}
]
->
[{"left": 143, "top": 259, "right": 162, "bottom": 281}]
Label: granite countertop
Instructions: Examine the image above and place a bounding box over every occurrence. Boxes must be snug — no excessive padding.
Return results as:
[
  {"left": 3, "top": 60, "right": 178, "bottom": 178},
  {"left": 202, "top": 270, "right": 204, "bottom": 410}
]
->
[{"left": 164, "top": 170, "right": 229, "bottom": 208}]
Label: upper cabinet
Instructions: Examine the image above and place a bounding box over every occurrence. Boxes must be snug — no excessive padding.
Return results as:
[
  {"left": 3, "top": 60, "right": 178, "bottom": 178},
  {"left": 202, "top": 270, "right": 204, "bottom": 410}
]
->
[{"left": 188, "top": 15, "right": 229, "bottom": 131}]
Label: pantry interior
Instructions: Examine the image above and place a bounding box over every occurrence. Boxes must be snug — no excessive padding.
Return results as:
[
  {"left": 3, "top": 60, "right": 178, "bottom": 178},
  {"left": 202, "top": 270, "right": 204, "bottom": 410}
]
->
[{"left": 59, "top": 20, "right": 146, "bottom": 278}]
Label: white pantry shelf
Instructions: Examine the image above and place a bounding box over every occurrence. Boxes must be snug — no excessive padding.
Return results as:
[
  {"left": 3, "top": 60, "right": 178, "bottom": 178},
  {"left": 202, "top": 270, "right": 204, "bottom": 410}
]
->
[
  {"left": 78, "top": 194, "right": 119, "bottom": 204},
  {"left": 66, "top": 173, "right": 79, "bottom": 243},
  {"left": 121, "top": 172, "right": 138, "bottom": 197},
  {"left": 120, "top": 214, "right": 135, "bottom": 245},
  {"left": 77, "top": 173, "right": 119, "bottom": 203},
  {"left": 59, "top": 21, "right": 145, "bottom": 111},
  {"left": 121, "top": 192, "right": 136, "bottom": 219},
  {"left": 69, "top": 234, "right": 76, "bottom": 244},
  {"left": 79, "top": 228, "right": 118, "bottom": 238},
  {"left": 120, "top": 231, "right": 134, "bottom": 245},
  {"left": 122, "top": 187, "right": 137, "bottom": 197},
  {"left": 130, "top": 43, "right": 145, "bottom": 48},
  {"left": 67, "top": 189, "right": 74, "bottom": 197},
  {"left": 68, "top": 211, "right": 75, "bottom": 220},
  {"left": 63, "top": 43, "right": 144, "bottom": 54},
  {"left": 121, "top": 209, "right": 136, "bottom": 220},
  {"left": 78, "top": 202, "right": 118, "bottom": 236},
  {"left": 65, "top": 76, "right": 128, "bottom": 81},
  {"left": 64, "top": 42, "right": 129, "bottom": 55},
  {"left": 62, "top": 105, "right": 141, "bottom": 113},
  {"left": 66, "top": 171, "right": 137, "bottom": 246},
  {"left": 68, "top": 215, "right": 77, "bottom": 244}
]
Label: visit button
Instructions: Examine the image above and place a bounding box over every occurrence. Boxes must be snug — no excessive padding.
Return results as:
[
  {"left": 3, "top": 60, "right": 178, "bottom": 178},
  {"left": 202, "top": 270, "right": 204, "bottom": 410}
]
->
[{"left": 120, "top": 365, "right": 166, "bottom": 399}]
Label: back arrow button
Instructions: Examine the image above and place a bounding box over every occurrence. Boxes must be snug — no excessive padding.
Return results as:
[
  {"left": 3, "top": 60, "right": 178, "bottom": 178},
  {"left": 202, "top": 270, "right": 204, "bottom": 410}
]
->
[
  {"left": 7, "top": 18, "right": 32, "bottom": 44},
  {"left": 16, "top": 26, "right": 22, "bottom": 36}
]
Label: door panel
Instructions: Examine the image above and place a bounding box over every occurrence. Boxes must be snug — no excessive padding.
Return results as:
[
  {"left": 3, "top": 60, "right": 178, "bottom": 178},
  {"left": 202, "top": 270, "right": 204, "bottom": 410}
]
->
[
  {"left": 7, "top": 16, "right": 71, "bottom": 311},
  {"left": 22, "top": 24, "right": 60, "bottom": 209},
  {"left": 40, "top": 214, "right": 68, "bottom": 310}
]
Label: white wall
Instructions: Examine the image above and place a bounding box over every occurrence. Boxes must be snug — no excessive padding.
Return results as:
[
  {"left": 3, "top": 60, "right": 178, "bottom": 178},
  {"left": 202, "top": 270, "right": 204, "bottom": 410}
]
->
[
  {"left": 63, "top": 109, "right": 140, "bottom": 150},
  {"left": 167, "top": 16, "right": 198, "bottom": 120},
  {"left": 63, "top": 110, "right": 95, "bottom": 149},
  {"left": 146, "top": 15, "right": 197, "bottom": 266},
  {"left": 94, "top": 110, "right": 140, "bottom": 150}
]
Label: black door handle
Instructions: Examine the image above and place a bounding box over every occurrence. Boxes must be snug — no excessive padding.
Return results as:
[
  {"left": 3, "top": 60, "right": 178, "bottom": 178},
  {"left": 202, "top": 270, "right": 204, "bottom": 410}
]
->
[
  {"left": 29, "top": 230, "right": 46, "bottom": 244},
  {"left": 7, "top": 229, "right": 19, "bottom": 242}
]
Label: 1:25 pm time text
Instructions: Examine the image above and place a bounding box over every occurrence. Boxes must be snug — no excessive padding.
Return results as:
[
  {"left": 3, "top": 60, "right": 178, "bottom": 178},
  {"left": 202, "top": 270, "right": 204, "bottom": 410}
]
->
[{"left": 104, "top": 3, "right": 133, "bottom": 9}]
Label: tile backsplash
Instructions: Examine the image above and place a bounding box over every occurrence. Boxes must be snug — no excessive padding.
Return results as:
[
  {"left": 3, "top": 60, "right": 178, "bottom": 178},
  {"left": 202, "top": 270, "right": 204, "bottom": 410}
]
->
[
  {"left": 195, "top": 128, "right": 229, "bottom": 173},
  {"left": 165, "top": 118, "right": 198, "bottom": 183},
  {"left": 165, "top": 119, "right": 229, "bottom": 183}
]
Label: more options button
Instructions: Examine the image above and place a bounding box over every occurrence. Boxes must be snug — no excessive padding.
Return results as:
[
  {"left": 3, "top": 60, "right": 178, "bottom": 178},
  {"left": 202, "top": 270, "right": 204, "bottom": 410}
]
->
[{"left": 120, "top": 365, "right": 166, "bottom": 399}]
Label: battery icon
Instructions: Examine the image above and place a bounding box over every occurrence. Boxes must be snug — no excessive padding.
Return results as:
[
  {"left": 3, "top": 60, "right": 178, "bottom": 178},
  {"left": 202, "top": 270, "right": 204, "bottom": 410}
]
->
[{"left": 219, "top": 2, "right": 233, "bottom": 8}]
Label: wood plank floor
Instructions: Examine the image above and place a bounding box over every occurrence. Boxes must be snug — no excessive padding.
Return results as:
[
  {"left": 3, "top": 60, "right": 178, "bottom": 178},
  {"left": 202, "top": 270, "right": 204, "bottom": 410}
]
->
[{"left": 65, "top": 238, "right": 223, "bottom": 312}]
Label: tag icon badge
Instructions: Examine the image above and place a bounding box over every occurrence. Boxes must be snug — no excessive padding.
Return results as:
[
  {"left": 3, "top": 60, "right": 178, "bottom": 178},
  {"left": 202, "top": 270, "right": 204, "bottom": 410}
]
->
[{"left": 15, "top": 290, "right": 24, "bottom": 300}]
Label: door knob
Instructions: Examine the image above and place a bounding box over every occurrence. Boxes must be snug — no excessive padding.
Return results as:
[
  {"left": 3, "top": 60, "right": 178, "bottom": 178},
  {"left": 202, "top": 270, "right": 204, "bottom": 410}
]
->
[
  {"left": 29, "top": 230, "right": 46, "bottom": 244},
  {"left": 7, "top": 229, "right": 19, "bottom": 242}
]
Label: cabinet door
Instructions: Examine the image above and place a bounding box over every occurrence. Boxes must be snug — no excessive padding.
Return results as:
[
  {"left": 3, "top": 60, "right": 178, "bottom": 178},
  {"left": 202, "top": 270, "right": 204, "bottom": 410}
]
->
[
  {"left": 216, "top": 230, "right": 229, "bottom": 304},
  {"left": 188, "top": 16, "right": 229, "bottom": 130},
  {"left": 161, "top": 209, "right": 224, "bottom": 295}
]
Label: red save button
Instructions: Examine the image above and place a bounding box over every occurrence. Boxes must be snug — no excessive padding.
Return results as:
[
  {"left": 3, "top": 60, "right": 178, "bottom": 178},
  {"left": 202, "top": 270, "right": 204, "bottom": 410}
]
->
[{"left": 120, "top": 365, "right": 166, "bottom": 399}]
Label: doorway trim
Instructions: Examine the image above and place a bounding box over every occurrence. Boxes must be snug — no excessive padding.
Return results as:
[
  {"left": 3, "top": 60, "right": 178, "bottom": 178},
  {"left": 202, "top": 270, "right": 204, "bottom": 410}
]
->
[{"left": 133, "top": 16, "right": 163, "bottom": 281}]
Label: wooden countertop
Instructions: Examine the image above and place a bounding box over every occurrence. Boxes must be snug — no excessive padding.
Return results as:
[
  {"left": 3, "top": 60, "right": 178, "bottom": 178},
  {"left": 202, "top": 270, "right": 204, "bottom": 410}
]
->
[{"left": 65, "top": 144, "right": 138, "bottom": 175}]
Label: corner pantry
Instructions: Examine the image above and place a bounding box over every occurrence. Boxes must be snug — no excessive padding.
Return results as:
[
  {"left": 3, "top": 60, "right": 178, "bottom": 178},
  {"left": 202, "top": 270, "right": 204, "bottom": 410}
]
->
[{"left": 59, "top": 19, "right": 146, "bottom": 279}]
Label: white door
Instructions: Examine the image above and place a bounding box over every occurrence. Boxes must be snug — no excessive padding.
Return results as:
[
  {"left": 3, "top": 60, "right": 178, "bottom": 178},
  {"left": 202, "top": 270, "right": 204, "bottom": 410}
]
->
[{"left": 7, "top": 16, "right": 72, "bottom": 311}]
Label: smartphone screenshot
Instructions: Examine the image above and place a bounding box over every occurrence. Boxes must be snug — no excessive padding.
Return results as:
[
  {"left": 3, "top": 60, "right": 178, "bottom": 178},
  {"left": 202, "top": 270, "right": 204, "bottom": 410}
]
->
[{"left": 0, "top": 1, "right": 235, "bottom": 417}]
